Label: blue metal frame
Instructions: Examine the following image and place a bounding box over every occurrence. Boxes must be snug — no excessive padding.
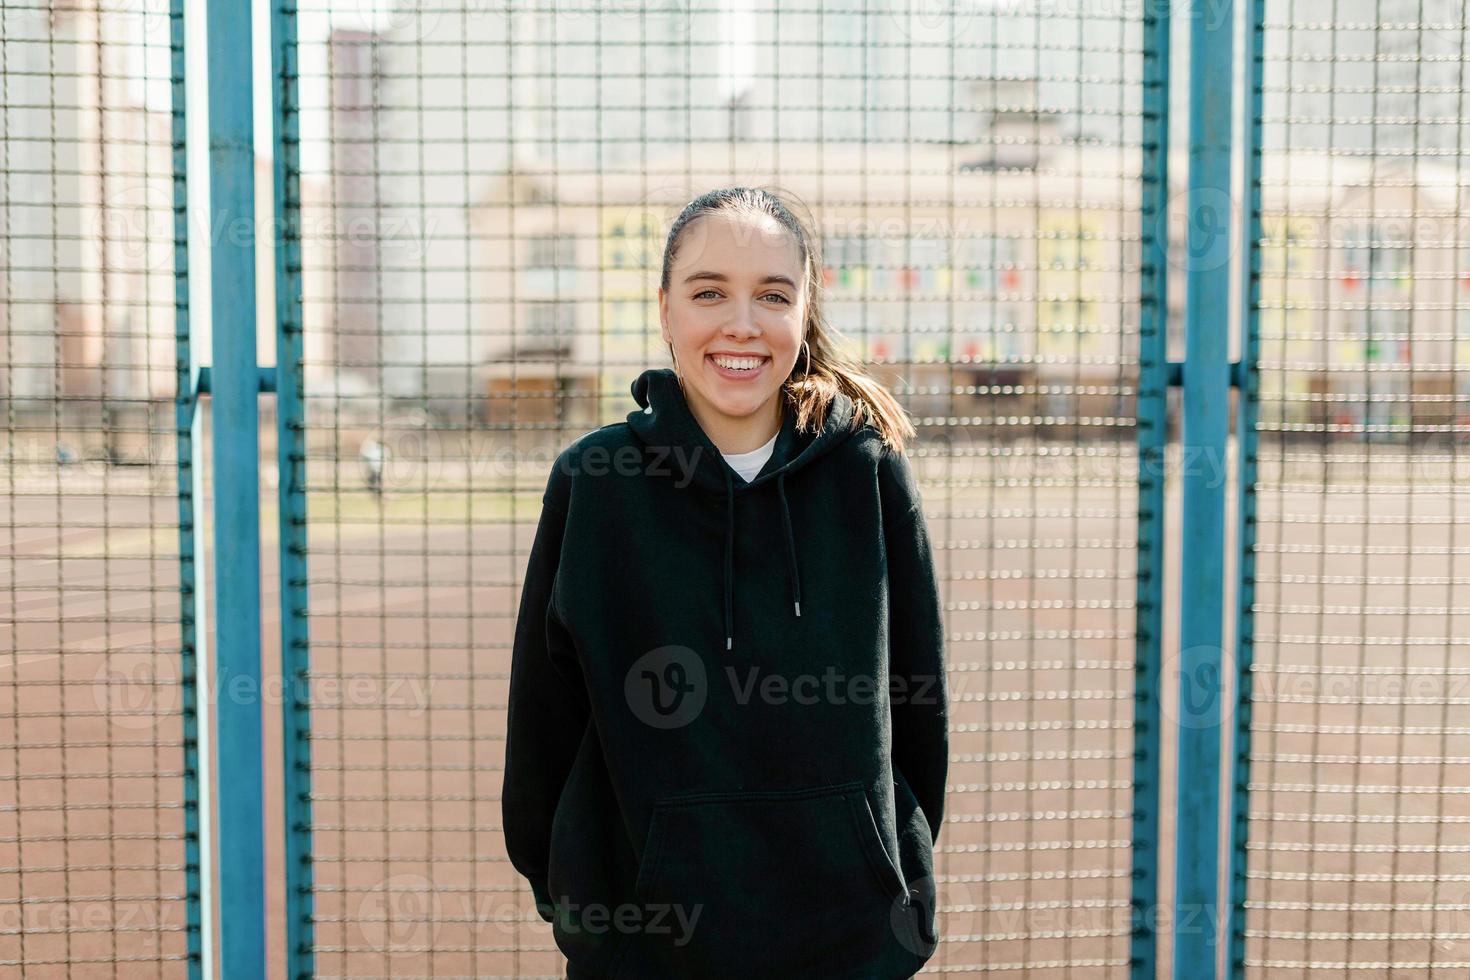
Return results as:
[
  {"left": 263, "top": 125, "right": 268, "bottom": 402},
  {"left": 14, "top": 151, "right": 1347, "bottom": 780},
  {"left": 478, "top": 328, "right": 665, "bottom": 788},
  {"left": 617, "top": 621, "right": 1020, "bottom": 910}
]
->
[
  {"left": 169, "top": 1, "right": 1260, "bottom": 973},
  {"left": 271, "top": 0, "right": 316, "bottom": 971},
  {"left": 206, "top": 0, "right": 267, "bottom": 971},
  {"left": 171, "top": 0, "right": 203, "bottom": 971},
  {"left": 1226, "top": 0, "right": 1265, "bottom": 974},
  {"left": 1128, "top": 0, "right": 1172, "bottom": 975},
  {"left": 1174, "top": 0, "right": 1236, "bottom": 975}
]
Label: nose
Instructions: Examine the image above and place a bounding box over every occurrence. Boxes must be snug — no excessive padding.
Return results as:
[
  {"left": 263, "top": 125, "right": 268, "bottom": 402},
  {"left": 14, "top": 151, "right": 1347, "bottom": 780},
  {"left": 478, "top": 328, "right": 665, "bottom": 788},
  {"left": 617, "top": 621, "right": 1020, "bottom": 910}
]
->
[{"left": 724, "top": 299, "right": 762, "bottom": 338}]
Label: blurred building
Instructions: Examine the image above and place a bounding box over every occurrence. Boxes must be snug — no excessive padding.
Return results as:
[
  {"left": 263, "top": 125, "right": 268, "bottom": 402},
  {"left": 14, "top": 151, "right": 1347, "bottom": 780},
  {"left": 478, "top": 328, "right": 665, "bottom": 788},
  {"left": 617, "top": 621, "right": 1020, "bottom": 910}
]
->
[
  {"left": 315, "top": 0, "right": 1463, "bottom": 442},
  {"left": 1256, "top": 152, "right": 1470, "bottom": 441},
  {"left": 0, "top": 3, "right": 174, "bottom": 406},
  {"left": 365, "top": 2, "right": 735, "bottom": 408},
  {"left": 364, "top": 0, "right": 1112, "bottom": 414},
  {"left": 469, "top": 133, "right": 1148, "bottom": 431},
  {"left": 740, "top": 3, "right": 1108, "bottom": 152},
  {"left": 1263, "top": 0, "right": 1460, "bottom": 155},
  {"left": 326, "top": 28, "right": 385, "bottom": 391}
]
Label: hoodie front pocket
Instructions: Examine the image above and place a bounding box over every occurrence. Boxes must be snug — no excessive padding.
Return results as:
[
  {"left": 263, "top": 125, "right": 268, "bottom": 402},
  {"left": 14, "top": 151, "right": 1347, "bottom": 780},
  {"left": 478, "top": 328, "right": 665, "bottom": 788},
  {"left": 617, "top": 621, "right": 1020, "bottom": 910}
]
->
[{"left": 632, "top": 779, "right": 908, "bottom": 977}]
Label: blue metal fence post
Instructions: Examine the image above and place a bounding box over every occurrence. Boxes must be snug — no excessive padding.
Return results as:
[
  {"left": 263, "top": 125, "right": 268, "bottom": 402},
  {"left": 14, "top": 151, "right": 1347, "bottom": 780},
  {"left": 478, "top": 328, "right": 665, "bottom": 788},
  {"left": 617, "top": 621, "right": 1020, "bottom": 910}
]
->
[
  {"left": 1225, "top": 0, "right": 1265, "bottom": 974},
  {"left": 1174, "top": 0, "right": 1236, "bottom": 975},
  {"left": 1129, "top": 0, "right": 1172, "bottom": 975},
  {"left": 206, "top": 0, "right": 267, "bottom": 971},
  {"left": 171, "top": 0, "right": 204, "bottom": 971},
  {"left": 271, "top": 0, "right": 315, "bottom": 972}
]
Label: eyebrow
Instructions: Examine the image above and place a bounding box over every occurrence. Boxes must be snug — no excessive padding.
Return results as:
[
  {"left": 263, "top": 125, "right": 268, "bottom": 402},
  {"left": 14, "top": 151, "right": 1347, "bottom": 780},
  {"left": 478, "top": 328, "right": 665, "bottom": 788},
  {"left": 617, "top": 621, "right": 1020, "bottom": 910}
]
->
[{"left": 682, "top": 271, "right": 798, "bottom": 289}]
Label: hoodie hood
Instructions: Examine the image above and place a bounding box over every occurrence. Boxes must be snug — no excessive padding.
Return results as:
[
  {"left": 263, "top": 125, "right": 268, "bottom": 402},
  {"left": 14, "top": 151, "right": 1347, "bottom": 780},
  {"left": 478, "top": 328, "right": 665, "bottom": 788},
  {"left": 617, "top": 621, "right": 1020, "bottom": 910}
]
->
[{"left": 626, "top": 367, "right": 857, "bottom": 653}]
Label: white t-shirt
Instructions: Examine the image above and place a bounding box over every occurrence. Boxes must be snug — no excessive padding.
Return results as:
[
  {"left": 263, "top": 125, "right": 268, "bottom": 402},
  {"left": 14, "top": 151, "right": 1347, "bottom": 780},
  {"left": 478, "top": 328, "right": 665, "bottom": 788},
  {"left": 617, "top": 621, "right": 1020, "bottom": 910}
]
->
[{"left": 721, "top": 428, "right": 779, "bottom": 483}]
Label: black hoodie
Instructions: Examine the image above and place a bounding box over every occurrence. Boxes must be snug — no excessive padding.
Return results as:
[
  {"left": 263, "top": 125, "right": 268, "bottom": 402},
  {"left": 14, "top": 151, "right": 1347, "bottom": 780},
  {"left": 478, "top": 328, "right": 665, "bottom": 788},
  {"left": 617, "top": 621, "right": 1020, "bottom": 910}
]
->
[{"left": 502, "top": 367, "right": 949, "bottom": 979}]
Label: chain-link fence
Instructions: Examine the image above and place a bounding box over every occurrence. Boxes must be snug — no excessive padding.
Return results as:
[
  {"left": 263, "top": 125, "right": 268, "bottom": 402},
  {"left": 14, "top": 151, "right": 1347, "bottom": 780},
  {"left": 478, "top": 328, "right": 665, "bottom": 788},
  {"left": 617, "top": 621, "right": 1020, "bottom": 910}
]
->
[
  {"left": 0, "top": 0, "right": 196, "bottom": 973},
  {"left": 6, "top": 0, "right": 1470, "bottom": 977},
  {"left": 1244, "top": 1, "right": 1470, "bottom": 974},
  {"left": 282, "top": 3, "right": 1151, "bottom": 976}
]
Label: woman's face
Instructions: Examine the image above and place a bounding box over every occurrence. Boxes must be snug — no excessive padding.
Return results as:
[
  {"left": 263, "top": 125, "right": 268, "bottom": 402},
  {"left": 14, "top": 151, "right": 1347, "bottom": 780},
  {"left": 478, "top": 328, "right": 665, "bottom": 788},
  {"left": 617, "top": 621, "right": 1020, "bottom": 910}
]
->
[{"left": 658, "top": 210, "right": 807, "bottom": 424}]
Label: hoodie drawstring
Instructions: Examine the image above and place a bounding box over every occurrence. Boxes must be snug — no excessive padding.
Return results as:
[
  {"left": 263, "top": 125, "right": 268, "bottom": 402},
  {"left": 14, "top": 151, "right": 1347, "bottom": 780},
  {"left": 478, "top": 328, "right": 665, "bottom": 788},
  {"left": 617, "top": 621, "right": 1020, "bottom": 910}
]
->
[
  {"left": 723, "top": 468, "right": 803, "bottom": 653},
  {"left": 777, "top": 471, "right": 802, "bottom": 619},
  {"left": 631, "top": 368, "right": 849, "bottom": 655},
  {"left": 724, "top": 470, "right": 735, "bottom": 651}
]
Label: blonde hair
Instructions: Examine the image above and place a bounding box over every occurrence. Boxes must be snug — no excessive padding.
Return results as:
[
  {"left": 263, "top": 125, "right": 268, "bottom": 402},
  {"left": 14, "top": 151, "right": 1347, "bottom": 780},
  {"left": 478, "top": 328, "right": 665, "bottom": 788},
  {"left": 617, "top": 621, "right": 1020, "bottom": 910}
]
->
[{"left": 659, "top": 186, "right": 918, "bottom": 454}]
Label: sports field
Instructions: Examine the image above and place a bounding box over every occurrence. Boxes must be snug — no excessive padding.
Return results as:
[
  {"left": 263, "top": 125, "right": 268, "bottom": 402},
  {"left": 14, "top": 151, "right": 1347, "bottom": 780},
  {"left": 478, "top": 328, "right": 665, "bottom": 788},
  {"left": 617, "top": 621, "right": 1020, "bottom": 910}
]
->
[{"left": 3, "top": 437, "right": 1468, "bottom": 977}]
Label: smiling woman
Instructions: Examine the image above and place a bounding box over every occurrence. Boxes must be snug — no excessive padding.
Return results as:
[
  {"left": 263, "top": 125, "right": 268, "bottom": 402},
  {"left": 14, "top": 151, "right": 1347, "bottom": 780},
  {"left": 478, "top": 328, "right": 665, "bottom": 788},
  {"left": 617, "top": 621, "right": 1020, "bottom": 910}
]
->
[
  {"left": 658, "top": 207, "right": 804, "bottom": 454},
  {"left": 654, "top": 186, "right": 916, "bottom": 458},
  {"left": 502, "top": 186, "right": 950, "bottom": 978}
]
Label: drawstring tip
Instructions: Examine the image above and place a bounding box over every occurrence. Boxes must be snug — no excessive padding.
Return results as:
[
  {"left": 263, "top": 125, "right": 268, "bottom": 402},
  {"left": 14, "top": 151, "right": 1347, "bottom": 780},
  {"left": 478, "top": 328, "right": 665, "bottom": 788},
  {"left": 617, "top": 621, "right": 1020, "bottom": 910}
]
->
[
  {"left": 726, "top": 635, "right": 732, "bottom": 651},
  {"left": 794, "top": 601, "right": 801, "bottom": 617}
]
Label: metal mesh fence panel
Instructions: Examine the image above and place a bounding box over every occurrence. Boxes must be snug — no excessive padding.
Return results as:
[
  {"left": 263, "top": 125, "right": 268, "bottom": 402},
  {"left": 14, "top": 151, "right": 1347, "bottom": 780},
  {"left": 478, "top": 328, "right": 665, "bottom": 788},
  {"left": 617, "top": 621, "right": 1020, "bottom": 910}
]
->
[
  {"left": 1245, "top": 0, "right": 1470, "bottom": 974},
  {"left": 285, "top": 0, "right": 1152, "bottom": 976},
  {"left": 0, "top": 0, "right": 196, "bottom": 973}
]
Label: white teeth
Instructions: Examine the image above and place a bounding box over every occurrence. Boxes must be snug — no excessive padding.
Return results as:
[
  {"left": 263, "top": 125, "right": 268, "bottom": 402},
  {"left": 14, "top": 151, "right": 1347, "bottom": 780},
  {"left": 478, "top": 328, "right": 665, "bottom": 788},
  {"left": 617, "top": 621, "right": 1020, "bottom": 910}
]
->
[{"left": 711, "top": 355, "right": 765, "bottom": 371}]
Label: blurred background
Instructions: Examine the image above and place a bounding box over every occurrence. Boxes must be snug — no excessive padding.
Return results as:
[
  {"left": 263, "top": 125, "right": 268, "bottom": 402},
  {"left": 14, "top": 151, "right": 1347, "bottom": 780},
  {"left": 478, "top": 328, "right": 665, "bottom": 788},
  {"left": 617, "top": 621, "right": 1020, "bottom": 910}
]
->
[{"left": 3, "top": 0, "right": 1470, "bottom": 977}]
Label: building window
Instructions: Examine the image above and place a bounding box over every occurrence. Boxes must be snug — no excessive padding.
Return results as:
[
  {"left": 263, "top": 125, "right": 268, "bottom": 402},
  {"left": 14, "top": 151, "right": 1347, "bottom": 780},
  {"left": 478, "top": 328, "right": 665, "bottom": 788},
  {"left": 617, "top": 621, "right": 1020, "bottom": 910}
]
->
[
  {"left": 524, "top": 303, "right": 575, "bottom": 351},
  {"left": 822, "top": 234, "right": 868, "bottom": 269},
  {"left": 527, "top": 233, "right": 577, "bottom": 270}
]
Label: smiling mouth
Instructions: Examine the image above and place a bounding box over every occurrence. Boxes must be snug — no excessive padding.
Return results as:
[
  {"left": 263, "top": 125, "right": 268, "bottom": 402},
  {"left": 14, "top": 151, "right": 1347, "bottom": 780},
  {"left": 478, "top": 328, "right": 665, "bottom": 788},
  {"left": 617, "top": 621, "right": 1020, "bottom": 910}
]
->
[{"left": 707, "top": 354, "right": 770, "bottom": 376}]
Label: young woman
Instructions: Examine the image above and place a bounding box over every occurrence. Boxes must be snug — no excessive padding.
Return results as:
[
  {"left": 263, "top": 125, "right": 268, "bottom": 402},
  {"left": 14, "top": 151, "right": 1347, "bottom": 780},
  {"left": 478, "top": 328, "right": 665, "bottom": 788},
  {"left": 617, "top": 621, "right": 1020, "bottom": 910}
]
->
[{"left": 502, "top": 187, "right": 949, "bottom": 979}]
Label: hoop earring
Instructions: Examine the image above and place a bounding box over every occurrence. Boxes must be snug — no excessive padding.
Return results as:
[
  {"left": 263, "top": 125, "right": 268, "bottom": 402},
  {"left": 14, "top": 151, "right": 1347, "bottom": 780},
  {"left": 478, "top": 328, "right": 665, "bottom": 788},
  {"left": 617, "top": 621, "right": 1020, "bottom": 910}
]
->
[{"left": 800, "top": 338, "right": 812, "bottom": 378}]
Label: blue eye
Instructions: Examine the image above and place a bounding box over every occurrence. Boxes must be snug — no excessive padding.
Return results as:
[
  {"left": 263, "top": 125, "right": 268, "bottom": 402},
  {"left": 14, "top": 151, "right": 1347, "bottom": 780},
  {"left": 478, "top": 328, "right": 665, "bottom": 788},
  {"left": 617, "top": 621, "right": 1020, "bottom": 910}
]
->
[
  {"left": 694, "top": 289, "right": 718, "bottom": 299},
  {"left": 763, "top": 293, "right": 790, "bottom": 304}
]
